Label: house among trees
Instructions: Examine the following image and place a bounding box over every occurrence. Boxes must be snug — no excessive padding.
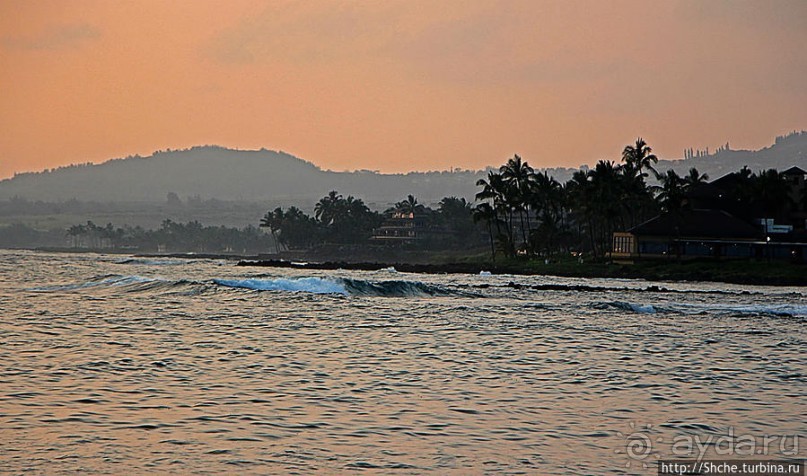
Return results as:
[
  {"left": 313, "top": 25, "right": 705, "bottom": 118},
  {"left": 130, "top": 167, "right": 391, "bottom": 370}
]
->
[
  {"left": 370, "top": 194, "right": 450, "bottom": 244},
  {"left": 613, "top": 166, "right": 807, "bottom": 261},
  {"left": 370, "top": 210, "right": 426, "bottom": 243}
]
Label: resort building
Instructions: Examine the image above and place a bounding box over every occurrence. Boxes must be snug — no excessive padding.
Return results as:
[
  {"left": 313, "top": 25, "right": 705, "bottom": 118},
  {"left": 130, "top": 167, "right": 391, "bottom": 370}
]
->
[
  {"left": 371, "top": 211, "right": 452, "bottom": 245},
  {"left": 613, "top": 166, "right": 807, "bottom": 261},
  {"left": 371, "top": 211, "right": 426, "bottom": 244}
]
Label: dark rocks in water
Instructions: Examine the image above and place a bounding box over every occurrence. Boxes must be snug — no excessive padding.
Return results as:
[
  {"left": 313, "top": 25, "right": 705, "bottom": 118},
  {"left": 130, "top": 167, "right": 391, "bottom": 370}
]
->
[
  {"left": 237, "top": 259, "right": 494, "bottom": 275},
  {"left": 234, "top": 259, "right": 780, "bottom": 290}
]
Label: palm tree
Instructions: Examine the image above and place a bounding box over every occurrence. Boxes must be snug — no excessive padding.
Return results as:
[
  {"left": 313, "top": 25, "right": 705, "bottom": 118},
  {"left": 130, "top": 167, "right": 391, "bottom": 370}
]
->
[
  {"left": 476, "top": 171, "right": 516, "bottom": 256},
  {"left": 684, "top": 167, "right": 709, "bottom": 187},
  {"left": 394, "top": 194, "right": 421, "bottom": 217},
  {"left": 475, "top": 172, "right": 503, "bottom": 205},
  {"left": 472, "top": 203, "right": 497, "bottom": 260},
  {"left": 752, "top": 169, "right": 792, "bottom": 221},
  {"left": 438, "top": 196, "right": 471, "bottom": 218},
  {"left": 66, "top": 224, "right": 86, "bottom": 248},
  {"left": 566, "top": 169, "right": 597, "bottom": 257},
  {"left": 620, "top": 138, "right": 659, "bottom": 229},
  {"left": 260, "top": 207, "right": 285, "bottom": 253},
  {"left": 280, "top": 206, "right": 319, "bottom": 249},
  {"left": 622, "top": 137, "right": 658, "bottom": 178},
  {"left": 499, "top": 154, "right": 535, "bottom": 244},
  {"left": 340, "top": 195, "right": 376, "bottom": 242},
  {"left": 314, "top": 191, "right": 343, "bottom": 225},
  {"left": 528, "top": 171, "right": 563, "bottom": 255},
  {"left": 439, "top": 197, "right": 474, "bottom": 244},
  {"left": 590, "top": 160, "right": 624, "bottom": 256},
  {"left": 654, "top": 169, "right": 687, "bottom": 213},
  {"left": 101, "top": 223, "right": 116, "bottom": 249}
]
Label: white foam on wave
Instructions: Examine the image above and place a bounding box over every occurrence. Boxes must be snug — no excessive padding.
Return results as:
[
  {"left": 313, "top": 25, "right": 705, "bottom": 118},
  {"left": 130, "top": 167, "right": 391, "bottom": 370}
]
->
[
  {"left": 214, "top": 277, "right": 348, "bottom": 295},
  {"left": 479, "top": 271, "right": 492, "bottom": 276},
  {"left": 674, "top": 302, "right": 807, "bottom": 317},
  {"left": 597, "top": 301, "right": 657, "bottom": 314},
  {"left": 628, "top": 303, "right": 656, "bottom": 314}
]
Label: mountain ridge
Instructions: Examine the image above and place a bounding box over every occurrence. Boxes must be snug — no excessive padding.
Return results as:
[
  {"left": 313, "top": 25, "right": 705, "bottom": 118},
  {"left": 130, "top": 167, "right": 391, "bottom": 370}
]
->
[{"left": 2, "top": 133, "right": 805, "bottom": 205}]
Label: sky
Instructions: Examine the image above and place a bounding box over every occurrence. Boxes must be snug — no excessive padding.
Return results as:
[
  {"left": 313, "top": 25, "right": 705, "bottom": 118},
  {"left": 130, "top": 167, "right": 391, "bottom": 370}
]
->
[{"left": 1, "top": 0, "right": 806, "bottom": 178}]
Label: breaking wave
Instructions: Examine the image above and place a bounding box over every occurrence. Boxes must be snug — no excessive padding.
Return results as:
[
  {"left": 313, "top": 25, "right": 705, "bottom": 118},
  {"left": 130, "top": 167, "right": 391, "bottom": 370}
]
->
[
  {"left": 684, "top": 303, "right": 807, "bottom": 318},
  {"left": 214, "top": 277, "right": 348, "bottom": 295},
  {"left": 592, "top": 300, "right": 806, "bottom": 318},
  {"left": 341, "top": 278, "right": 463, "bottom": 297},
  {"left": 31, "top": 274, "right": 468, "bottom": 298},
  {"left": 31, "top": 275, "right": 800, "bottom": 311},
  {"left": 214, "top": 277, "right": 468, "bottom": 297},
  {"left": 594, "top": 301, "right": 658, "bottom": 314}
]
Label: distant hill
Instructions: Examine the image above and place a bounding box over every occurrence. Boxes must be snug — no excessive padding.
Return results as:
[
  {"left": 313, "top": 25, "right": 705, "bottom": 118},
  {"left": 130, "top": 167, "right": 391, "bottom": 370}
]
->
[
  {"left": 0, "top": 146, "right": 488, "bottom": 207},
  {"left": 1, "top": 132, "right": 805, "bottom": 207},
  {"left": 655, "top": 130, "right": 807, "bottom": 179}
]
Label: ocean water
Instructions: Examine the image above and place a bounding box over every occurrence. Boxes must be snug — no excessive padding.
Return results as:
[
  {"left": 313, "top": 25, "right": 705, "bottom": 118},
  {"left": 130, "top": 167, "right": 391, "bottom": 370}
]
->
[{"left": 0, "top": 250, "right": 804, "bottom": 474}]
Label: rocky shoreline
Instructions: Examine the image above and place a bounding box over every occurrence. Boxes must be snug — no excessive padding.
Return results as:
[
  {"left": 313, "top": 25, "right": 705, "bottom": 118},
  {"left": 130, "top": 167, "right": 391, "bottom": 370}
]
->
[
  {"left": 236, "top": 259, "right": 513, "bottom": 275},
  {"left": 234, "top": 258, "right": 807, "bottom": 287},
  {"left": 23, "top": 248, "right": 807, "bottom": 286}
]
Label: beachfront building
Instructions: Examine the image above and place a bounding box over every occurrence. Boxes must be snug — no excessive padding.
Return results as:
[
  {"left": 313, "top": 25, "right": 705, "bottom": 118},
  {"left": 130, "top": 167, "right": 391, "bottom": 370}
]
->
[
  {"left": 370, "top": 210, "right": 453, "bottom": 245},
  {"left": 371, "top": 211, "right": 426, "bottom": 244},
  {"left": 612, "top": 166, "right": 807, "bottom": 261}
]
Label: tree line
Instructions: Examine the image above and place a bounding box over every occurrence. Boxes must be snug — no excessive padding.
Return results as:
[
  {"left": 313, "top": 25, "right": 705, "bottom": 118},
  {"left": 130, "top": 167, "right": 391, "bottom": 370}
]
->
[
  {"left": 471, "top": 139, "right": 802, "bottom": 259},
  {"left": 260, "top": 138, "right": 803, "bottom": 261},
  {"left": 259, "top": 192, "right": 481, "bottom": 252},
  {"left": 260, "top": 139, "right": 673, "bottom": 259},
  {"left": 63, "top": 219, "right": 275, "bottom": 253},
  {"left": 5, "top": 137, "right": 801, "bottom": 258}
]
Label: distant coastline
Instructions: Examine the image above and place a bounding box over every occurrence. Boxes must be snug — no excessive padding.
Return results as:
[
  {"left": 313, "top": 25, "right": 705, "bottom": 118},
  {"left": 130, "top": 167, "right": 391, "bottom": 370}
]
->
[{"left": 6, "top": 134, "right": 805, "bottom": 285}]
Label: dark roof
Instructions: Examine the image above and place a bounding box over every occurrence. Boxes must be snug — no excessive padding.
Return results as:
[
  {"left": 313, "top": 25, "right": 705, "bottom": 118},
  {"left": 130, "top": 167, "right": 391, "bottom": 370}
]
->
[
  {"left": 629, "top": 209, "right": 762, "bottom": 240},
  {"left": 685, "top": 182, "right": 724, "bottom": 201},
  {"left": 709, "top": 172, "right": 744, "bottom": 191},
  {"left": 782, "top": 166, "right": 807, "bottom": 176}
]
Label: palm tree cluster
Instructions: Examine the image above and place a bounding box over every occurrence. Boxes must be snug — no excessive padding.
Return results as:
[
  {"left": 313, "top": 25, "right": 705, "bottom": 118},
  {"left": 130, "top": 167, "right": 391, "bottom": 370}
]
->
[
  {"left": 67, "top": 221, "right": 124, "bottom": 248},
  {"left": 474, "top": 139, "right": 807, "bottom": 261},
  {"left": 65, "top": 219, "right": 274, "bottom": 253},
  {"left": 262, "top": 192, "right": 483, "bottom": 250},
  {"left": 711, "top": 167, "right": 796, "bottom": 222},
  {"left": 385, "top": 195, "right": 478, "bottom": 248},
  {"left": 260, "top": 207, "right": 320, "bottom": 251},
  {"left": 391, "top": 194, "right": 425, "bottom": 217},
  {"left": 262, "top": 191, "right": 381, "bottom": 250},
  {"left": 315, "top": 191, "right": 381, "bottom": 243},
  {"left": 473, "top": 139, "right": 708, "bottom": 259},
  {"left": 653, "top": 168, "right": 709, "bottom": 213},
  {"left": 56, "top": 147, "right": 799, "bottom": 258}
]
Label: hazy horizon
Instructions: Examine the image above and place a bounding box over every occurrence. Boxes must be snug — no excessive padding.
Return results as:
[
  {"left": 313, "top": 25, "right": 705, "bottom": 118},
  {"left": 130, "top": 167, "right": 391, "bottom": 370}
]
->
[
  {"left": 4, "top": 129, "right": 805, "bottom": 181},
  {"left": 2, "top": 0, "right": 806, "bottom": 179}
]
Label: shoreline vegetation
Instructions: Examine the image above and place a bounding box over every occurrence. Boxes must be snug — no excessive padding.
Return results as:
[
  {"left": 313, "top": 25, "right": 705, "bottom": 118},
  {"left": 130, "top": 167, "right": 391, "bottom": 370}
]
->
[{"left": 8, "top": 135, "right": 806, "bottom": 286}]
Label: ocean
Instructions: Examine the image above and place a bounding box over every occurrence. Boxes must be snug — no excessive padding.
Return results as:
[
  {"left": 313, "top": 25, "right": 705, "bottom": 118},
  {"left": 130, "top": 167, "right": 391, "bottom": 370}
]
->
[{"left": 0, "top": 250, "right": 804, "bottom": 474}]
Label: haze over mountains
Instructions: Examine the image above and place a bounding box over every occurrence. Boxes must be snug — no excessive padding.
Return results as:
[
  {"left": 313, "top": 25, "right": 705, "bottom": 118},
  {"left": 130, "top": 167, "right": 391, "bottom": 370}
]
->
[
  {"left": 2, "top": 132, "right": 805, "bottom": 208},
  {"left": 1, "top": 146, "right": 485, "bottom": 207}
]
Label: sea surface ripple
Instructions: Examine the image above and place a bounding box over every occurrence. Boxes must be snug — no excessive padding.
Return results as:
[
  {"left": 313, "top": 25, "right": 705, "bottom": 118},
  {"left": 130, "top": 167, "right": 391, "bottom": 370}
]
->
[{"left": 0, "top": 250, "right": 804, "bottom": 474}]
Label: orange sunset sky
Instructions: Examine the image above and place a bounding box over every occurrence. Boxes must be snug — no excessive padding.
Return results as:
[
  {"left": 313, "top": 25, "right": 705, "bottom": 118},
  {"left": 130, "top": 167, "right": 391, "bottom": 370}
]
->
[{"left": 1, "top": 0, "right": 805, "bottom": 179}]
